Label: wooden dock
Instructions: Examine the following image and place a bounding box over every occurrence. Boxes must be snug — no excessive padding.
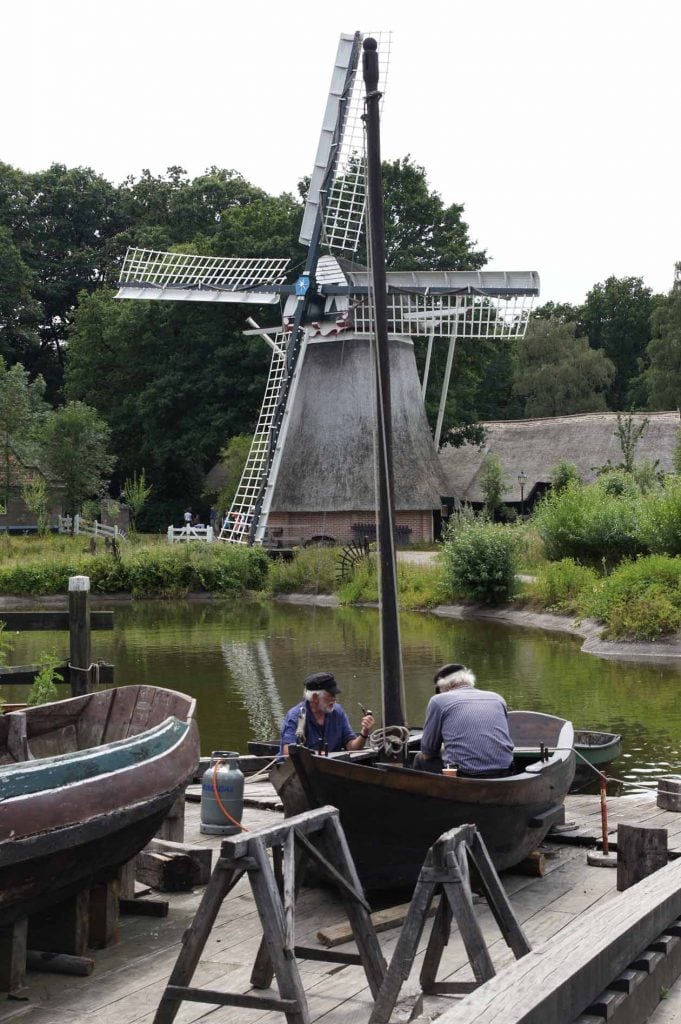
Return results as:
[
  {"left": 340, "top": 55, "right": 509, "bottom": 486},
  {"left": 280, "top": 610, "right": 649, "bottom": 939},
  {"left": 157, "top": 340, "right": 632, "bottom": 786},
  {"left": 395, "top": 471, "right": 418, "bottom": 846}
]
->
[{"left": 2, "top": 786, "right": 681, "bottom": 1024}]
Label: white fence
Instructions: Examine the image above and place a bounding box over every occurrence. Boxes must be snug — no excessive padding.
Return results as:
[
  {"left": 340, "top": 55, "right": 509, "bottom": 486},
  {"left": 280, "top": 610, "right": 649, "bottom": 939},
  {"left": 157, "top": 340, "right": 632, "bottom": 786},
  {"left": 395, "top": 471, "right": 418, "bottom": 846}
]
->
[
  {"left": 167, "top": 524, "right": 215, "bottom": 544},
  {"left": 58, "top": 515, "right": 126, "bottom": 541}
]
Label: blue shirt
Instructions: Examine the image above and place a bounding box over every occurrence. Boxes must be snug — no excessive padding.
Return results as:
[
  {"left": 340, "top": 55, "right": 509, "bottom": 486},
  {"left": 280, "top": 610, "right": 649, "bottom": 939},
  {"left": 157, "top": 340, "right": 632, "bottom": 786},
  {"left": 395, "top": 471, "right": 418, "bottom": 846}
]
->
[
  {"left": 279, "top": 701, "right": 356, "bottom": 755},
  {"left": 420, "top": 686, "right": 514, "bottom": 773}
]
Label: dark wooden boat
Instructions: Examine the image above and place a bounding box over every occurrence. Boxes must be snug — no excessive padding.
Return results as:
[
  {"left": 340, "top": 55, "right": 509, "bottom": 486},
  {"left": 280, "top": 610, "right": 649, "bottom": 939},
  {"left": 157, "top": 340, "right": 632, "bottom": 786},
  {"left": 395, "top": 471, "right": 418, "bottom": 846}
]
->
[
  {"left": 0, "top": 685, "right": 199, "bottom": 929},
  {"left": 272, "top": 711, "right": 575, "bottom": 889}
]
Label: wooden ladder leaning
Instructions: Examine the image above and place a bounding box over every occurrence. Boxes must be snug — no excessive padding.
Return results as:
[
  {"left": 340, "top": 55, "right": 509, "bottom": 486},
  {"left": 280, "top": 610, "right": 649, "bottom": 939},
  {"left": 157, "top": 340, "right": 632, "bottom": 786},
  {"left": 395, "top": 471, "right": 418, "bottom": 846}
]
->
[
  {"left": 369, "top": 824, "right": 532, "bottom": 1024},
  {"left": 153, "top": 805, "right": 386, "bottom": 1024}
]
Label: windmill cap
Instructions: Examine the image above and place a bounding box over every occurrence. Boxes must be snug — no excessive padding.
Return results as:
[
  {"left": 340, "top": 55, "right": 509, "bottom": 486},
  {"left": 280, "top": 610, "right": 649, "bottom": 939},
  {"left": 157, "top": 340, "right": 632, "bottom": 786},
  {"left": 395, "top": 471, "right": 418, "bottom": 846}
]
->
[{"left": 305, "top": 671, "right": 341, "bottom": 695}]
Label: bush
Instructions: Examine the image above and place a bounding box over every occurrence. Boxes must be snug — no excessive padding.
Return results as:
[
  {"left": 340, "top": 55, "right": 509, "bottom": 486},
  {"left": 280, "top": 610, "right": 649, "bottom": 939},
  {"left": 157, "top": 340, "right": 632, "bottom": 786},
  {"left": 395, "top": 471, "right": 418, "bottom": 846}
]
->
[
  {"left": 638, "top": 478, "right": 681, "bottom": 556},
  {"left": 583, "top": 555, "right": 681, "bottom": 640},
  {"left": 441, "top": 521, "right": 518, "bottom": 604},
  {"left": 532, "top": 480, "right": 643, "bottom": 567},
  {"left": 532, "top": 558, "right": 599, "bottom": 613},
  {"left": 0, "top": 542, "right": 269, "bottom": 596},
  {"left": 265, "top": 547, "right": 338, "bottom": 595}
]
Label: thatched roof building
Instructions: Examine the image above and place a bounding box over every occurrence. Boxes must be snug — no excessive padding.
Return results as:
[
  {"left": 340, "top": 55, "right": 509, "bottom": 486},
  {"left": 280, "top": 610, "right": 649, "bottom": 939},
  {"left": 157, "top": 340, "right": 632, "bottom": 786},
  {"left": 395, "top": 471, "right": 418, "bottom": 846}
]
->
[{"left": 439, "top": 411, "right": 681, "bottom": 505}]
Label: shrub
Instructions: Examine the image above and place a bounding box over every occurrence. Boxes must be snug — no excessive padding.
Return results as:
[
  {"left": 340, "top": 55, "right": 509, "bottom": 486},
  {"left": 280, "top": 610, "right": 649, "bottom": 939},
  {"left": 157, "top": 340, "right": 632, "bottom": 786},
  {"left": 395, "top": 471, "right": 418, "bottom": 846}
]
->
[
  {"left": 532, "top": 558, "right": 599, "bottom": 613},
  {"left": 638, "top": 478, "right": 681, "bottom": 556},
  {"left": 550, "top": 461, "right": 581, "bottom": 493},
  {"left": 532, "top": 480, "right": 643, "bottom": 567},
  {"left": 441, "top": 521, "right": 518, "bottom": 604},
  {"left": 265, "top": 547, "right": 338, "bottom": 595},
  {"left": 583, "top": 555, "right": 681, "bottom": 640}
]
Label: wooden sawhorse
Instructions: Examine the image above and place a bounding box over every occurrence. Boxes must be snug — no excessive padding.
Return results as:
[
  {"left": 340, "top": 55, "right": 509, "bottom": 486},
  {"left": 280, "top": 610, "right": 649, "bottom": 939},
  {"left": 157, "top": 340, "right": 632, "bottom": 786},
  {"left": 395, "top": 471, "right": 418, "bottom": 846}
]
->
[
  {"left": 153, "top": 805, "right": 386, "bottom": 1024},
  {"left": 369, "top": 824, "right": 532, "bottom": 1023}
]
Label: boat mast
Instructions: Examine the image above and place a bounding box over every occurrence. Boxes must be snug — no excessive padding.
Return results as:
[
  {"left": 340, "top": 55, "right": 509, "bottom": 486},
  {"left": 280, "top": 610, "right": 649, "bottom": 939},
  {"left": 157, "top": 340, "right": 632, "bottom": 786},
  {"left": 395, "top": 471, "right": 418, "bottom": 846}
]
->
[{"left": 362, "top": 37, "right": 407, "bottom": 734}]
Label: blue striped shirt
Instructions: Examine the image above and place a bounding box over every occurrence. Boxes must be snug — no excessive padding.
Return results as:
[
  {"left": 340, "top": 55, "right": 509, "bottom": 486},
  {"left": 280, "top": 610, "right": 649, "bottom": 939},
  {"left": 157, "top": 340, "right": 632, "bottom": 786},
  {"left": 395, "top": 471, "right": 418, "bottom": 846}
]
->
[{"left": 420, "top": 686, "right": 514, "bottom": 773}]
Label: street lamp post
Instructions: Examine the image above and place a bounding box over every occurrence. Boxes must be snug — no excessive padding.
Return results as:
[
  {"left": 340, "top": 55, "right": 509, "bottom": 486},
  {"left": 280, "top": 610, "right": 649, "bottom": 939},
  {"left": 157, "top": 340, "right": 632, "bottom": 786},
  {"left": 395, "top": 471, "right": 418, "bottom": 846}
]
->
[{"left": 518, "top": 470, "right": 528, "bottom": 518}]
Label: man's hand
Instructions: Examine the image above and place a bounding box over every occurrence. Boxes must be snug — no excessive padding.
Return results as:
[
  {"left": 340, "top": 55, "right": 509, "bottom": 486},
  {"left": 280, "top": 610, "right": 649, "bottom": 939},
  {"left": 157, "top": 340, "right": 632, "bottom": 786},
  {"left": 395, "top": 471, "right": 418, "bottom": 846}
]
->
[{"left": 360, "top": 712, "right": 375, "bottom": 736}]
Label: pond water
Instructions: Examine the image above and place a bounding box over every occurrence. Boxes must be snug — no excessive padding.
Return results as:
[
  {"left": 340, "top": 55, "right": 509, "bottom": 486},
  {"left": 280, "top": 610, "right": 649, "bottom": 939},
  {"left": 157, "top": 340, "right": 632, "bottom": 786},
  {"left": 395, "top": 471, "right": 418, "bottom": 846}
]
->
[{"left": 5, "top": 598, "right": 681, "bottom": 794}]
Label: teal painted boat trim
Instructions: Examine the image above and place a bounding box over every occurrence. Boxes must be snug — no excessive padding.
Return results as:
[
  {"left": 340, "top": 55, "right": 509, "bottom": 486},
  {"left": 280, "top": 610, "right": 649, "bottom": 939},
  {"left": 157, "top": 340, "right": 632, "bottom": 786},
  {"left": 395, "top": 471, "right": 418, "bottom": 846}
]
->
[{"left": 0, "top": 718, "right": 188, "bottom": 799}]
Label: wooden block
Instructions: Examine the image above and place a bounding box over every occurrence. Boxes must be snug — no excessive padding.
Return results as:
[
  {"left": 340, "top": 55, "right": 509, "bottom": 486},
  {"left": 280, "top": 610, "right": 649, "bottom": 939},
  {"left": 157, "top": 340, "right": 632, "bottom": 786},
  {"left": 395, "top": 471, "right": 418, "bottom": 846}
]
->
[
  {"left": 317, "top": 898, "right": 439, "bottom": 948},
  {"left": 156, "top": 793, "right": 186, "bottom": 842},
  {"left": 119, "top": 858, "right": 136, "bottom": 900},
  {"left": 119, "top": 898, "right": 169, "bottom": 917},
  {"left": 585, "top": 988, "right": 627, "bottom": 1018},
  {"left": 26, "top": 950, "right": 94, "bottom": 976},
  {"left": 514, "top": 851, "right": 546, "bottom": 877},
  {"left": 617, "top": 824, "right": 668, "bottom": 892},
  {"left": 658, "top": 776, "right": 681, "bottom": 812},
  {"left": 28, "top": 890, "right": 89, "bottom": 956},
  {"left": 135, "top": 849, "right": 199, "bottom": 892},
  {"left": 146, "top": 839, "right": 213, "bottom": 884},
  {"left": 0, "top": 916, "right": 27, "bottom": 995},
  {"left": 89, "top": 878, "right": 120, "bottom": 948}
]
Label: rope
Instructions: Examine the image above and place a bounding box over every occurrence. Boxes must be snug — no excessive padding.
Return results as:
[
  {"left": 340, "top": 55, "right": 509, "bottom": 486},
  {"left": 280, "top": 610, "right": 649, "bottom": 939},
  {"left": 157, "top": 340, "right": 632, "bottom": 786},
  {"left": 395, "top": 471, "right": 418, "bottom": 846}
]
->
[
  {"left": 368, "top": 725, "right": 410, "bottom": 758},
  {"left": 211, "top": 759, "right": 249, "bottom": 832},
  {"left": 523, "top": 745, "right": 678, "bottom": 793},
  {"left": 66, "top": 661, "right": 101, "bottom": 684},
  {"left": 244, "top": 756, "right": 279, "bottom": 785}
]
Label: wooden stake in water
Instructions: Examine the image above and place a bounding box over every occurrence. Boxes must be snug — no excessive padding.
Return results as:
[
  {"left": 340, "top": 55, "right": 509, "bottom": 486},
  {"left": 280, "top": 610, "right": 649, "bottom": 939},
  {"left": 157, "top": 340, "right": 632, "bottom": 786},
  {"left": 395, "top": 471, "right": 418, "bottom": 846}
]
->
[{"left": 599, "top": 775, "right": 609, "bottom": 856}]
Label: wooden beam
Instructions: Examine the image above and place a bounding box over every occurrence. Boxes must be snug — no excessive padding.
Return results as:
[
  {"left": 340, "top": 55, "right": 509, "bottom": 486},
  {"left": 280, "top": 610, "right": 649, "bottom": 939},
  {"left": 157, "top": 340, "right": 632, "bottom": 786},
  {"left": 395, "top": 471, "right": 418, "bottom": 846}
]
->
[
  {"left": 0, "top": 611, "right": 113, "bottom": 631},
  {"left": 0, "top": 661, "right": 114, "bottom": 686},
  {"left": 433, "top": 858, "right": 681, "bottom": 1024}
]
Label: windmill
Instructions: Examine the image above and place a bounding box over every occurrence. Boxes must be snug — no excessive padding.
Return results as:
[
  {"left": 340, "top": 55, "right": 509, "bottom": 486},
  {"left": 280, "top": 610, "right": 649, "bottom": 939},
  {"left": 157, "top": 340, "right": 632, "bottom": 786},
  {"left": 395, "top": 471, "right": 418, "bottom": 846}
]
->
[{"left": 116, "top": 31, "right": 539, "bottom": 548}]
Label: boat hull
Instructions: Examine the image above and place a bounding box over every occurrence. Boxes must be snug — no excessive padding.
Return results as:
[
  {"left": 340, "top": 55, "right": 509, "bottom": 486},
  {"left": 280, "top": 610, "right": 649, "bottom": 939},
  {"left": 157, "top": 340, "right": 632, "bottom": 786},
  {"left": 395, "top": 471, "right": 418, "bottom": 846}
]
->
[
  {"left": 279, "top": 712, "right": 576, "bottom": 890},
  {"left": 0, "top": 685, "right": 199, "bottom": 929}
]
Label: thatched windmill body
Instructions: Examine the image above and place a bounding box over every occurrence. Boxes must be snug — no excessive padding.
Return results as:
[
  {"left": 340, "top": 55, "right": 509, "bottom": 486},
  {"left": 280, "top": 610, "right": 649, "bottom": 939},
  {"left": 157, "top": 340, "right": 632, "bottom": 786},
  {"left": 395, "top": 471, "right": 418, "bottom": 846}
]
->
[{"left": 116, "top": 32, "right": 539, "bottom": 546}]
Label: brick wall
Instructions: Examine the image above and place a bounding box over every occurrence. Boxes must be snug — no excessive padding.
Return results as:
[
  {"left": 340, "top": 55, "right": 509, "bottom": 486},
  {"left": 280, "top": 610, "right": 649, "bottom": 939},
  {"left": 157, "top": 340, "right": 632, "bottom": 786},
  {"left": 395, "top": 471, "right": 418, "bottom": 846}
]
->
[{"left": 267, "top": 509, "right": 435, "bottom": 546}]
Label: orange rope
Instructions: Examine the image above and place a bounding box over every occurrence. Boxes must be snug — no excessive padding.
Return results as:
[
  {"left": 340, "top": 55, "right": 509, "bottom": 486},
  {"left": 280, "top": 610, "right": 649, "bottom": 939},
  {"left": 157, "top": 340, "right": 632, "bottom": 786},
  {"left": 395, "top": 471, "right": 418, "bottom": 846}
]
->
[{"left": 211, "top": 759, "right": 249, "bottom": 832}]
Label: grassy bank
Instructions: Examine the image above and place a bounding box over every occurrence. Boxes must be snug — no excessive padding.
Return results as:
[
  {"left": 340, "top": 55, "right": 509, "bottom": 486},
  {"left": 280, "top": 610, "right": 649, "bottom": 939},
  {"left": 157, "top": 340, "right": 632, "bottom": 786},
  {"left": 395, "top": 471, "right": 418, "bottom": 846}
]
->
[
  {"left": 2, "top": 530, "right": 681, "bottom": 644},
  {"left": 0, "top": 534, "right": 268, "bottom": 597}
]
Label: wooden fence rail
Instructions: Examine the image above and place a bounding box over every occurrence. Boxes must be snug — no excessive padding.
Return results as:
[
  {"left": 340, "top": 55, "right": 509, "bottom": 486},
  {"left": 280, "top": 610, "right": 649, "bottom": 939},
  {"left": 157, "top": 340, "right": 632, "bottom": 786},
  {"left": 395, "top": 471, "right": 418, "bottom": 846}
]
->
[
  {"left": 167, "top": 525, "right": 214, "bottom": 544},
  {"left": 58, "top": 515, "right": 126, "bottom": 541}
]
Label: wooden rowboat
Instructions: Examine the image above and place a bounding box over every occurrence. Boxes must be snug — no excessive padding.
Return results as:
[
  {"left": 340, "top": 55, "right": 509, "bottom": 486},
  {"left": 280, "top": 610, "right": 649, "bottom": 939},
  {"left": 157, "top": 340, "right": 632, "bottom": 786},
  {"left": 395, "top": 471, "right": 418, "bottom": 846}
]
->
[
  {"left": 0, "top": 685, "right": 199, "bottom": 929},
  {"left": 513, "top": 726, "right": 622, "bottom": 788},
  {"left": 272, "top": 710, "right": 575, "bottom": 890}
]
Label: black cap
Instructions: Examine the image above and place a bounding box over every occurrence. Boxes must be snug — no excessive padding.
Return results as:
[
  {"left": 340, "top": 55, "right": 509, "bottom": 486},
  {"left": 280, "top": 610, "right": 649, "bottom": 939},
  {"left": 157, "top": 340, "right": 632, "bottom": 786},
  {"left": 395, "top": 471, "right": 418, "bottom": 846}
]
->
[
  {"left": 433, "top": 663, "right": 466, "bottom": 689},
  {"left": 305, "top": 671, "right": 341, "bottom": 695}
]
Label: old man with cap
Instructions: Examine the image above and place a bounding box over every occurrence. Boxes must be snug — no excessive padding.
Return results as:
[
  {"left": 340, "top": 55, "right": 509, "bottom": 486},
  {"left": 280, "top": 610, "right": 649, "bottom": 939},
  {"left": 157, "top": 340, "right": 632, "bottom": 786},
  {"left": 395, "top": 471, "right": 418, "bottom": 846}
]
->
[
  {"left": 413, "top": 663, "right": 514, "bottom": 777},
  {"left": 279, "top": 671, "right": 375, "bottom": 756}
]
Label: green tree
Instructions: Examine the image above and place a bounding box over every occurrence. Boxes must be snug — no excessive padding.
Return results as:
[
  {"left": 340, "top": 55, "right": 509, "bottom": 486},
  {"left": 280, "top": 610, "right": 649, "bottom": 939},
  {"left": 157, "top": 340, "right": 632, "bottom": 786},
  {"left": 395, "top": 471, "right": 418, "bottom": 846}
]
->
[
  {"left": 582, "top": 276, "right": 655, "bottom": 409},
  {"left": 479, "top": 453, "right": 508, "bottom": 520},
  {"left": 614, "top": 411, "right": 649, "bottom": 472},
  {"left": 211, "top": 434, "right": 253, "bottom": 513},
  {"left": 21, "top": 477, "right": 50, "bottom": 535},
  {"left": 550, "top": 461, "right": 581, "bottom": 492},
  {"left": 513, "top": 319, "right": 615, "bottom": 416},
  {"left": 0, "top": 357, "right": 49, "bottom": 500},
  {"left": 0, "top": 226, "right": 42, "bottom": 366},
  {"left": 645, "top": 268, "right": 681, "bottom": 409},
  {"left": 123, "top": 468, "right": 152, "bottom": 532},
  {"left": 42, "top": 401, "right": 115, "bottom": 517}
]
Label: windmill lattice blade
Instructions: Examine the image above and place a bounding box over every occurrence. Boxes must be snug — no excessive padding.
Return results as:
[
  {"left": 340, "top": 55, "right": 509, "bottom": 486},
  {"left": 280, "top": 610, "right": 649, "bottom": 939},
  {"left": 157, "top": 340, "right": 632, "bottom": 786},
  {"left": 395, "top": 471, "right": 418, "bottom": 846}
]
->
[
  {"left": 348, "top": 269, "right": 540, "bottom": 338},
  {"left": 299, "top": 31, "right": 390, "bottom": 257},
  {"left": 219, "top": 338, "right": 288, "bottom": 545},
  {"left": 116, "top": 247, "right": 289, "bottom": 304}
]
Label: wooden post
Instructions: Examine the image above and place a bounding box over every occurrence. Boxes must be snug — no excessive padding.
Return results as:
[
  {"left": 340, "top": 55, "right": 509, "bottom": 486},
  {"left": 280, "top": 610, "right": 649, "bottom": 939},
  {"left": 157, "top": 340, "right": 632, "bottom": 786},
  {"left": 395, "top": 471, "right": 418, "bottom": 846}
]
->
[
  {"left": 617, "top": 824, "right": 668, "bottom": 892},
  {"left": 89, "top": 879, "right": 120, "bottom": 948},
  {"left": 0, "top": 916, "right": 27, "bottom": 995},
  {"left": 28, "top": 890, "right": 89, "bottom": 956},
  {"left": 167, "top": 526, "right": 174, "bottom": 544},
  {"left": 69, "top": 575, "right": 91, "bottom": 697},
  {"left": 600, "top": 775, "right": 609, "bottom": 856}
]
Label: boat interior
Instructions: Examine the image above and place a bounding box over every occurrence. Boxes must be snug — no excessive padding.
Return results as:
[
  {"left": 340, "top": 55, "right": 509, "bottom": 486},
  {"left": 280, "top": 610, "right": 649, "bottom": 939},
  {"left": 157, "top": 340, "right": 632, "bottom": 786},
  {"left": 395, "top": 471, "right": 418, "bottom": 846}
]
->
[{"left": 0, "top": 686, "right": 195, "bottom": 765}]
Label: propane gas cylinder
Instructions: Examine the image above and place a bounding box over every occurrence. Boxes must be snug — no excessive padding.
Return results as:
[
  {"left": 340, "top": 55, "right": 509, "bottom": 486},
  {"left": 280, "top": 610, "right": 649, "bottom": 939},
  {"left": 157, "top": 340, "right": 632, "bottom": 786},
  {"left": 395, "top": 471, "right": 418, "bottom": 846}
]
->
[{"left": 200, "top": 751, "right": 244, "bottom": 836}]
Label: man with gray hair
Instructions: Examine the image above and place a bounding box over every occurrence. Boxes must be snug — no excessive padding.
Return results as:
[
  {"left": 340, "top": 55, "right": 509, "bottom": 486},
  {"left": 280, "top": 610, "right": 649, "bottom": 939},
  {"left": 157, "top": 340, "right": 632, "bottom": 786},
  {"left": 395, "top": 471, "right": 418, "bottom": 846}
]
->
[
  {"left": 413, "top": 663, "right": 514, "bottom": 777},
  {"left": 279, "top": 671, "right": 375, "bottom": 757}
]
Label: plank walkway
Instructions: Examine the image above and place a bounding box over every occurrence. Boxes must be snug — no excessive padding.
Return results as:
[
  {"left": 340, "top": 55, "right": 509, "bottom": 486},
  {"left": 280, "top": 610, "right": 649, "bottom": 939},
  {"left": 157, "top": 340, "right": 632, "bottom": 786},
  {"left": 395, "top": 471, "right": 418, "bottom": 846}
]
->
[{"left": 1, "top": 787, "right": 680, "bottom": 1024}]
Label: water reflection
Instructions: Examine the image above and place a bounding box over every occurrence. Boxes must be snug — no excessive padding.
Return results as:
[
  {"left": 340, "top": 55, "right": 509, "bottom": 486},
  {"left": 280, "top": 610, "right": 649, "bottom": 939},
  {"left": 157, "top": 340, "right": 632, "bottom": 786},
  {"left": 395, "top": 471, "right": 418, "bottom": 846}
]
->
[{"left": 5, "top": 598, "right": 681, "bottom": 794}]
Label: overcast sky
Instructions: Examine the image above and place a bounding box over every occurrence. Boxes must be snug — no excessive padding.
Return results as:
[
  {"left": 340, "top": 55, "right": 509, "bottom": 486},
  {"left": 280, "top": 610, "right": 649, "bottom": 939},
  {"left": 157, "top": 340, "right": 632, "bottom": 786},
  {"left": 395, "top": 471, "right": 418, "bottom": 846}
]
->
[{"left": 3, "top": 0, "right": 679, "bottom": 305}]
